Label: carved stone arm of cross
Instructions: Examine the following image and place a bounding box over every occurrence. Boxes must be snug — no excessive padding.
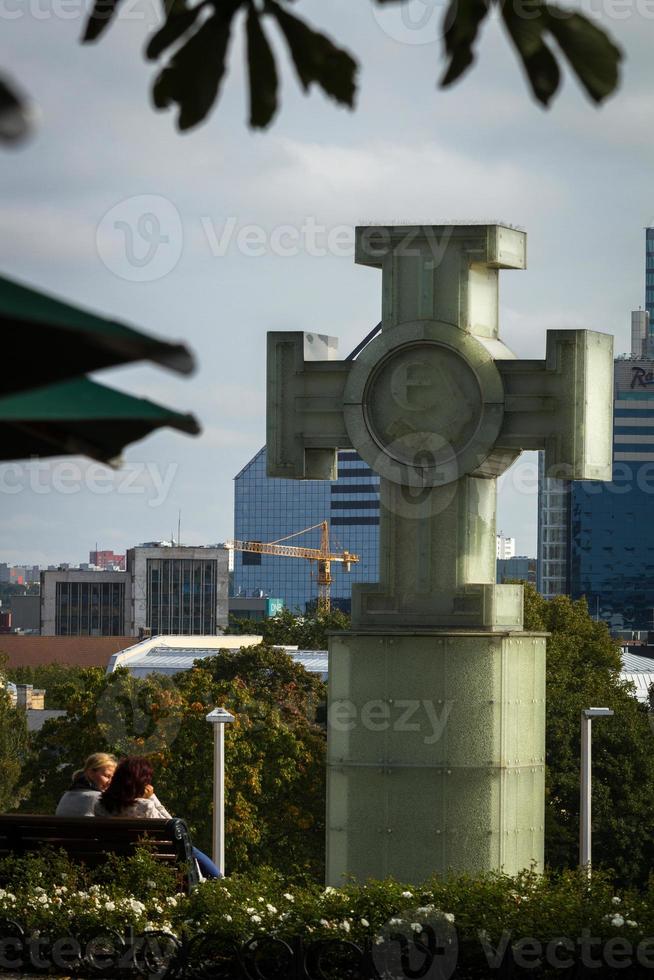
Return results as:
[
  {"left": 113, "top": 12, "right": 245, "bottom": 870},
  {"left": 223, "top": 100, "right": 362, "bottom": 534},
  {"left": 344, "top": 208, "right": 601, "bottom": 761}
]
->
[
  {"left": 496, "top": 330, "right": 614, "bottom": 482},
  {"left": 267, "top": 331, "right": 349, "bottom": 481}
]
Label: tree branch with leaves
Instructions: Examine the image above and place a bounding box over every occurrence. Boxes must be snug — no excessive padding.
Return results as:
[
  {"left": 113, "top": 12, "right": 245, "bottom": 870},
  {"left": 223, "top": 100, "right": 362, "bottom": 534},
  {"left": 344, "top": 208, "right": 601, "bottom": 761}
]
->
[{"left": 77, "top": 0, "right": 621, "bottom": 134}]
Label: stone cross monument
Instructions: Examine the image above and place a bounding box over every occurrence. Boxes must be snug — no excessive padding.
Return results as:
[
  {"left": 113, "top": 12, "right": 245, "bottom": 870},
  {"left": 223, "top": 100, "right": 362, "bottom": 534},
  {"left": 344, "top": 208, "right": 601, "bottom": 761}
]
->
[{"left": 267, "top": 224, "right": 613, "bottom": 884}]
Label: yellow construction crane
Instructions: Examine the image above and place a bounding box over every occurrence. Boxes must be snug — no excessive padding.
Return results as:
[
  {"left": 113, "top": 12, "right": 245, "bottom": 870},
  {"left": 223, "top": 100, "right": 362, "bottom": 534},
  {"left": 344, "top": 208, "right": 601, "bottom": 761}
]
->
[{"left": 226, "top": 520, "right": 359, "bottom": 614}]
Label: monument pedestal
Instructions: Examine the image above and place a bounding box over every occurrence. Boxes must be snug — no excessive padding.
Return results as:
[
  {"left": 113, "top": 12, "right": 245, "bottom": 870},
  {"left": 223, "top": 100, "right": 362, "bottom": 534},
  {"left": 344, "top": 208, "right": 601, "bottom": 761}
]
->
[{"left": 326, "top": 629, "right": 546, "bottom": 885}]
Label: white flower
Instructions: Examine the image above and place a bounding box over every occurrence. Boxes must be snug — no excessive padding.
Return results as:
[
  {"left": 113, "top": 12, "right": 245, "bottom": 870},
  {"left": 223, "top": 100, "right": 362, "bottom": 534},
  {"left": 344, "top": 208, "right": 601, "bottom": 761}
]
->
[
  {"left": 389, "top": 918, "right": 403, "bottom": 926},
  {"left": 627, "top": 920, "right": 638, "bottom": 927},
  {"left": 246, "top": 907, "right": 256, "bottom": 914},
  {"left": 166, "top": 897, "right": 178, "bottom": 907},
  {"left": 37, "top": 894, "right": 49, "bottom": 905},
  {"left": 224, "top": 914, "right": 232, "bottom": 922},
  {"left": 266, "top": 904, "right": 277, "bottom": 914},
  {"left": 611, "top": 914, "right": 625, "bottom": 928},
  {"left": 612, "top": 896, "right": 621, "bottom": 905},
  {"left": 339, "top": 920, "right": 351, "bottom": 933},
  {"left": 444, "top": 913, "right": 455, "bottom": 923},
  {"left": 319, "top": 918, "right": 330, "bottom": 927},
  {"left": 258, "top": 897, "right": 265, "bottom": 903},
  {"left": 34, "top": 886, "right": 46, "bottom": 895},
  {"left": 283, "top": 893, "right": 294, "bottom": 902},
  {"left": 361, "top": 918, "right": 370, "bottom": 927},
  {"left": 416, "top": 905, "right": 435, "bottom": 915},
  {"left": 411, "top": 923, "right": 423, "bottom": 933},
  {"left": 401, "top": 891, "right": 413, "bottom": 899},
  {"left": 250, "top": 914, "right": 262, "bottom": 924},
  {"left": 323, "top": 886, "right": 337, "bottom": 895},
  {"left": 104, "top": 901, "right": 116, "bottom": 912}
]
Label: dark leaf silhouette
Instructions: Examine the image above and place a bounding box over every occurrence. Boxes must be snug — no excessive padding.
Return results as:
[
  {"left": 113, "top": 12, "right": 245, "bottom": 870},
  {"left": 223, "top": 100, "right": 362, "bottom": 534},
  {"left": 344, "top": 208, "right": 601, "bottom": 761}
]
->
[
  {"left": 145, "top": 2, "right": 208, "bottom": 61},
  {"left": 71, "top": 0, "right": 620, "bottom": 137},
  {"left": 501, "top": 0, "right": 561, "bottom": 106},
  {"left": 246, "top": 6, "right": 279, "bottom": 128},
  {"left": 82, "top": 0, "right": 123, "bottom": 42},
  {"left": 0, "top": 73, "right": 32, "bottom": 144},
  {"left": 267, "top": 0, "right": 357, "bottom": 107},
  {"left": 545, "top": 6, "right": 622, "bottom": 103},
  {"left": 152, "top": 4, "right": 239, "bottom": 131},
  {"left": 440, "top": 0, "right": 490, "bottom": 87}
]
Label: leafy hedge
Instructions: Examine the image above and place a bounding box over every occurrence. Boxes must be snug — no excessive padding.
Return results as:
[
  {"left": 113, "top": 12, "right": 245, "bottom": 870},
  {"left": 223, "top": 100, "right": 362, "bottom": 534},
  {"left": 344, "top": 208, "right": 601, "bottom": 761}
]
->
[{"left": 4, "top": 851, "right": 654, "bottom": 977}]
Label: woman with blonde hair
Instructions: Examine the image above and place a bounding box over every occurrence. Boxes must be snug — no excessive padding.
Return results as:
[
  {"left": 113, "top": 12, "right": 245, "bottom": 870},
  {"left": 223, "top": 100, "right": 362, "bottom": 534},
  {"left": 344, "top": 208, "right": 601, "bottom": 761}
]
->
[{"left": 55, "top": 752, "right": 117, "bottom": 817}]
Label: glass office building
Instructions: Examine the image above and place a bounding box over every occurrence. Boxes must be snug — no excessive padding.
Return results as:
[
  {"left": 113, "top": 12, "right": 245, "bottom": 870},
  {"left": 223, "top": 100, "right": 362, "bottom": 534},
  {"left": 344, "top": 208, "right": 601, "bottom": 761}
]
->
[
  {"left": 536, "top": 453, "right": 571, "bottom": 599},
  {"left": 233, "top": 447, "right": 380, "bottom": 613},
  {"left": 569, "top": 357, "right": 654, "bottom": 630},
  {"left": 647, "top": 227, "right": 654, "bottom": 322}
]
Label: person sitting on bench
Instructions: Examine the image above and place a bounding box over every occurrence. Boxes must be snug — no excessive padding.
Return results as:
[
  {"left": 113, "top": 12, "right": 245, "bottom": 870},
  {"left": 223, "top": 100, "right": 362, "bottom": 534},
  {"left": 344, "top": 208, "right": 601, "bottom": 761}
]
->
[
  {"left": 94, "top": 755, "right": 221, "bottom": 880},
  {"left": 55, "top": 752, "right": 117, "bottom": 817}
]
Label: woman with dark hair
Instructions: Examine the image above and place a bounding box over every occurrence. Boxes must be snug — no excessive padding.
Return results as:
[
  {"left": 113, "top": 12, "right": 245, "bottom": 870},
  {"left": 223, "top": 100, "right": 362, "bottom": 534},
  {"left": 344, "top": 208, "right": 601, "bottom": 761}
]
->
[
  {"left": 95, "top": 756, "right": 221, "bottom": 879},
  {"left": 94, "top": 756, "right": 167, "bottom": 819}
]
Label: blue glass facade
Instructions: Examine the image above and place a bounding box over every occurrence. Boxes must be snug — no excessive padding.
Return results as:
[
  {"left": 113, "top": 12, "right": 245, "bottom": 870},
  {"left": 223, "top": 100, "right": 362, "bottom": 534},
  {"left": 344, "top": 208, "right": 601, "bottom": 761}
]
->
[
  {"left": 570, "top": 358, "right": 654, "bottom": 630},
  {"left": 233, "top": 447, "right": 380, "bottom": 613},
  {"left": 646, "top": 228, "right": 654, "bottom": 321}
]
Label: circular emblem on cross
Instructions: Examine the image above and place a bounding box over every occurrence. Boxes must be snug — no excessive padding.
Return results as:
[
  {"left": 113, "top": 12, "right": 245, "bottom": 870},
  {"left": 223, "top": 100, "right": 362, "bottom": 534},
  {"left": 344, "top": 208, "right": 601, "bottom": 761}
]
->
[{"left": 343, "top": 320, "right": 514, "bottom": 488}]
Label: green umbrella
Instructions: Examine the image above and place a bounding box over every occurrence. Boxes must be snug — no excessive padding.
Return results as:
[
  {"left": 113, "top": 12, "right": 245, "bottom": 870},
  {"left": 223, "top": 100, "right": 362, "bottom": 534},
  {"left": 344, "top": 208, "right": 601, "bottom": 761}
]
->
[
  {"left": 0, "top": 376, "right": 201, "bottom": 463},
  {"left": 2, "top": 272, "right": 194, "bottom": 395}
]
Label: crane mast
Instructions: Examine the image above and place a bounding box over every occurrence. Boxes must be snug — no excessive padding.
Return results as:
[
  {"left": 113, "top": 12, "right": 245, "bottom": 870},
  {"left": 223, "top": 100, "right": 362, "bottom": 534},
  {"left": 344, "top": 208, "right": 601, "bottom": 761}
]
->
[{"left": 226, "top": 520, "right": 359, "bottom": 614}]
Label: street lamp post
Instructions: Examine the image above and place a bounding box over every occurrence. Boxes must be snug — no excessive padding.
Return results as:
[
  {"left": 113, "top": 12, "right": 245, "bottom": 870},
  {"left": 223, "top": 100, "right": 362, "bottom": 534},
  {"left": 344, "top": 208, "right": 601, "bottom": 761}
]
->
[
  {"left": 580, "top": 707, "right": 613, "bottom": 870},
  {"left": 206, "top": 707, "right": 235, "bottom": 874}
]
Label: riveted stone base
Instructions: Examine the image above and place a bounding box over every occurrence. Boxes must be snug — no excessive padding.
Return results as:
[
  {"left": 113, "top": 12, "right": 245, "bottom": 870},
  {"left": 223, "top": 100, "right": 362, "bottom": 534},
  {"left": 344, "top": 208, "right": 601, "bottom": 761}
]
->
[{"left": 326, "top": 630, "right": 546, "bottom": 886}]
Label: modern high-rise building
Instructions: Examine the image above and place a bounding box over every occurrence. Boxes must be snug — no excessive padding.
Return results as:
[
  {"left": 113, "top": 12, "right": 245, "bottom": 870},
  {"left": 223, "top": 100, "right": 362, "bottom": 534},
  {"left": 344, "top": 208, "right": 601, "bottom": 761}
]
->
[
  {"left": 538, "top": 353, "right": 654, "bottom": 620},
  {"left": 568, "top": 355, "right": 654, "bottom": 629},
  {"left": 536, "top": 453, "right": 571, "bottom": 600},
  {"left": 232, "top": 448, "right": 380, "bottom": 613},
  {"left": 538, "top": 231, "right": 654, "bottom": 614},
  {"left": 646, "top": 227, "right": 654, "bottom": 322}
]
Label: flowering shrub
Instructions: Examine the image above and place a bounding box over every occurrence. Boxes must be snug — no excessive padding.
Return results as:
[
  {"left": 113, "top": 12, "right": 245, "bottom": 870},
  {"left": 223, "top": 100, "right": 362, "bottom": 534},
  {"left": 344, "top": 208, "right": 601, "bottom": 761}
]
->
[{"left": 5, "top": 854, "right": 654, "bottom": 976}]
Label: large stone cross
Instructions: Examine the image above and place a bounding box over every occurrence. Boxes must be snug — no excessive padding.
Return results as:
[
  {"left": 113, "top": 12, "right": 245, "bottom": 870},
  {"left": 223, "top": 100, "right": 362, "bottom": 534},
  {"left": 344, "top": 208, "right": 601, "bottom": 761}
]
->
[{"left": 267, "top": 224, "right": 613, "bottom": 631}]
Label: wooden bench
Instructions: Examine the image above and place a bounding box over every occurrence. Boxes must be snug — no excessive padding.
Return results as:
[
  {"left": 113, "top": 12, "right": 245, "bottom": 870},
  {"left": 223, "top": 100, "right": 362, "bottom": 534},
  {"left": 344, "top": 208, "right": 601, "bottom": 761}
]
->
[{"left": 0, "top": 814, "right": 201, "bottom": 892}]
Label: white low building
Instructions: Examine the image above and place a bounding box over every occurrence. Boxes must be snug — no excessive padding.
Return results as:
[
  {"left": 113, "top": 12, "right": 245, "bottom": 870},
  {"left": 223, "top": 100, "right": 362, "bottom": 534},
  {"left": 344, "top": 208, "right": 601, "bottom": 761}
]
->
[
  {"left": 106, "top": 634, "right": 328, "bottom": 680},
  {"left": 620, "top": 649, "right": 654, "bottom": 703}
]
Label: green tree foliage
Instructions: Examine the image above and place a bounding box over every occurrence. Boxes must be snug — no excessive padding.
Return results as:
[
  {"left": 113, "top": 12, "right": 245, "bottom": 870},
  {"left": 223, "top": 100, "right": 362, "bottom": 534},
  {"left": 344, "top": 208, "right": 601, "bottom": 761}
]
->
[
  {"left": 76, "top": 0, "right": 621, "bottom": 133},
  {"left": 6, "top": 663, "right": 104, "bottom": 710},
  {"left": 228, "top": 607, "right": 350, "bottom": 650},
  {"left": 525, "top": 585, "right": 654, "bottom": 885},
  {"left": 17, "top": 646, "right": 327, "bottom": 880},
  {"left": 0, "top": 657, "right": 30, "bottom": 811}
]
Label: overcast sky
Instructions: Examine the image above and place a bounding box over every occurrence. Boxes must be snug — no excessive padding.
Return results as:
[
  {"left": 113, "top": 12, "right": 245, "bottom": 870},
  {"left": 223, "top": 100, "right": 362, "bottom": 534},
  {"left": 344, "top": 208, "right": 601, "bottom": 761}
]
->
[{"left": 0, "top": 0, "right": 649, "bottom": 566}]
